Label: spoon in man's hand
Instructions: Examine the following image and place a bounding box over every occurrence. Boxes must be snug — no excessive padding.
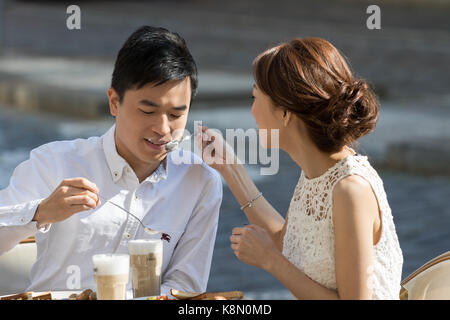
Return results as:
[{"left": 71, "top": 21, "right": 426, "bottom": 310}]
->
[{"left": 97, "top": 195, "right": 171, "bottom": 242}]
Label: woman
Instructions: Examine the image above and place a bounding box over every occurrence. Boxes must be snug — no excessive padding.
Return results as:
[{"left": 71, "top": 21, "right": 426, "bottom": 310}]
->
[{"left": 198, "top": 38, "right": 403, "bottom": 299}]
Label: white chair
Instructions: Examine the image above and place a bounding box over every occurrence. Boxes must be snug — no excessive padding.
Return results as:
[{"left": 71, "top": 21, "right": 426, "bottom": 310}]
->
[
  {"left": 400, "top": 251, "right": 450, "bottom": 300},
  {"left": 0, "top": 237, "right": 37, "bottom": 296}
]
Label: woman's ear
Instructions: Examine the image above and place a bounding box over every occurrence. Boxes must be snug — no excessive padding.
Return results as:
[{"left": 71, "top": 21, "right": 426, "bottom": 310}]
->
[{"left": 282, "top": 109, "right": 292, "bottom": 127}]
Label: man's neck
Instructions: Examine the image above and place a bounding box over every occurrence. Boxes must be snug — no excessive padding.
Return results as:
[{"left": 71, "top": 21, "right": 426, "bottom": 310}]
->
[
  {"left": 114, "top": 132, "right": 165, "bottom": 183},
  {"left": 134, "top": 157, "right": 166, "bottom": 183}
]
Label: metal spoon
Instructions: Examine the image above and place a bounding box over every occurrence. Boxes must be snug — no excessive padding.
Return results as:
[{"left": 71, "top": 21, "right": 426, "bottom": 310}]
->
[
  {"left": 97, "top": 195, "right": 169, "bottom": 240},
  {"left": 165, "top": 135, "right": 191, "bottom": 152}
]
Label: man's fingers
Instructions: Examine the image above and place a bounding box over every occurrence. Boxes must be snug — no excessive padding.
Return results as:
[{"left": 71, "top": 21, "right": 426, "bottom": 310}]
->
[
  {"left": 62, "top": 177, "right": 99, "bottom": 194},
  {"left": 66, "top": 195, "right": 98, "bottom": 209},
  {"left": 63, "top": 186, "right": 99, "bottom": 204},
  {"left": 70, "top": 204, "right": 95, "bottom": 215}
]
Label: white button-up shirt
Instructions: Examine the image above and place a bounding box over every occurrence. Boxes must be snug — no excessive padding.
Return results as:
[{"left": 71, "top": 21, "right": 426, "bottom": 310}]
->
[{"left": 0, "top": 125, "right": 222, "bottom": 296}]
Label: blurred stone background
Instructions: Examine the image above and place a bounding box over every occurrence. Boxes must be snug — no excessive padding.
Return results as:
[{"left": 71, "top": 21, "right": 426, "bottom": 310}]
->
[{"left": 0, "top": 0, "right": 449, "bottom": 299}]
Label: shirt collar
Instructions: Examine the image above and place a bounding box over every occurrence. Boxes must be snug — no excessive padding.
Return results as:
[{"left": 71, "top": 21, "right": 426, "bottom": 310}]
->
[
  {"left": 146, "top": 157, "right": 168, "bottom": 184},
  {"left": 102, "top": 124, "right": 169, "bottom": 184}
]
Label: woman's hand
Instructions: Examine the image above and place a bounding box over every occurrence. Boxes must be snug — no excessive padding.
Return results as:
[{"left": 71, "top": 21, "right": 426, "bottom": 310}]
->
[
  {"left": 230, "top": 224, "right": 282, "bottom": 271},
  {"left": 195, "top": 125, "right": 241, "bottom": 173}
]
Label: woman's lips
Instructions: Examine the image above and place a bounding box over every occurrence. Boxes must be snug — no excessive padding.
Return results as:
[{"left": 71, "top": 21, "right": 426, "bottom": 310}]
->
[{"left": 144, "top": 138, "right": 168, "bottom": 151}]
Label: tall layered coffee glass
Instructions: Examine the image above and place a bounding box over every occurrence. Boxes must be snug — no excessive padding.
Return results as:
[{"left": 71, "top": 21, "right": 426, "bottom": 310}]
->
[
  {"left": 92, "top": 254, "right": 130, "bottom": 300},
  {"left": 128, "top": 239, "right": 163, "bottom": 298}
]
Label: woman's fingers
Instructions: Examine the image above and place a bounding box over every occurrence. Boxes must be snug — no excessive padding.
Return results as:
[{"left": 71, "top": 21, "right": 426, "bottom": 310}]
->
[
  {"left": 232, "top": 227, "right": 245, "bottom": 235},
  {"left": 195, "top": 125, "right": 214, "bottom": 150},
  {"left": 230, "top": 228, "right": 246, "bottom": 253},
  {"left": 197, "top": 125, "right": 210, "bottom": 140},
  {"left": 230, "top": 225, "right": 276, "bottom": 269},
  {"left": 229, "top": 234, "right": 241, "bottom": 244},
  {"left": 196, "top": 124, "right": 240, "bottom": 168}
]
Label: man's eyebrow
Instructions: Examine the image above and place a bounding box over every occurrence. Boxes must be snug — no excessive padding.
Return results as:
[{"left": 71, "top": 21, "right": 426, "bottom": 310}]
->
[
  {"left": 139, "top": 99, "right": 160, "bottom": 107},
  {"left": 172, "top": 105, "right": 187, "bottom": 111},
  {"left": 139, "top": 99, "right": 187, "bottom": 111}
]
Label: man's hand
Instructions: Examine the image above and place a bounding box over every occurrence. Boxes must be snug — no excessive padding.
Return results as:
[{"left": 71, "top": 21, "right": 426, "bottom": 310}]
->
[{"left": 33, "top": 177, "right": 100, "bottom": 227}]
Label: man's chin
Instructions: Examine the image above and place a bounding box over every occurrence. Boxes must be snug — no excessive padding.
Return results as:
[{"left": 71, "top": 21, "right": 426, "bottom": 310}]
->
[{"left": 141, "top": 150, "right": 166, "bottom": 162}]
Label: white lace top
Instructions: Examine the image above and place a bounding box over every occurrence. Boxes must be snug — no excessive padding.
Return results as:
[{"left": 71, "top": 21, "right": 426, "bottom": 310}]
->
[{"left": 282, "top": 153, "right": 404, "bottom": 299}]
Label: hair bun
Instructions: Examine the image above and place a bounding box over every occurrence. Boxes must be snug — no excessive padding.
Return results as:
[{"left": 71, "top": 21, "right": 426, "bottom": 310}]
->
[
  {"left": 337, "top": 80, "right": 368, "bottom": 107},
  {"left": 327, "top": 79, "right": 378, "bottom": 145}
]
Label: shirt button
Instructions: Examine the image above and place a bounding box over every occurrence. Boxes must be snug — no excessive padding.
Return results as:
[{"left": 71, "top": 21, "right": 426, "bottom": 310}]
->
[
  {"left": 114, "top": 171, "right": 118, "bottom": 177},
  {"left": 20, "top": 218, "right": 25, "bottom": 223},
  {"left": 124, "top": 233, "right": 131, "bottom": 239},
  {"left": 135, "top": 195, "right": 139, "bottom": 200}
]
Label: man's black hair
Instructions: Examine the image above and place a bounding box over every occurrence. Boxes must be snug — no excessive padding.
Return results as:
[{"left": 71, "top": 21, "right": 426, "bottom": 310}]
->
[{"left": 111, "top": 26, "right": 198, "bottom": 102}]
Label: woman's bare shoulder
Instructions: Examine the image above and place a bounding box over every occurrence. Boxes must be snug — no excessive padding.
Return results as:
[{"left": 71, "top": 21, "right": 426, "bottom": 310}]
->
[{"left": 332, "top": 174, "right": 378, "bottom": 221}]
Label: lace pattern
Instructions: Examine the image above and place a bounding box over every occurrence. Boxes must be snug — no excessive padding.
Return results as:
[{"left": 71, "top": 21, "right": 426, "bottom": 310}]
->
[{"left": 282, "top": 154, "right": 404, "bottom": 299}]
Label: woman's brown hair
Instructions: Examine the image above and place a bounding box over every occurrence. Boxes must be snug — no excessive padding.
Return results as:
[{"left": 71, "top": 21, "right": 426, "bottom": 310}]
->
[{"left": 253, "top": 38, "right": 379, "bottom": 153}]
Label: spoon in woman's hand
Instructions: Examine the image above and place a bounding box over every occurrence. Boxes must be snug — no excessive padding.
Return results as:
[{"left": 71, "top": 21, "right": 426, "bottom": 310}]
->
[{"left": 165, "top": 134, "right": 191, "bottom": 152}]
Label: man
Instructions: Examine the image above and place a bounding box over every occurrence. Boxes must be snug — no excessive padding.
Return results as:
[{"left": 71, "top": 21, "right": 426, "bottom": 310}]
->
[{"left": 0, "top": 26, "right": 222, "bottom": 296}]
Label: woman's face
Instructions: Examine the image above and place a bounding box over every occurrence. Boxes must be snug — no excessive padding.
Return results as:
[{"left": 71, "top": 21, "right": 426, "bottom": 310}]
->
[{"left": 251, "top": 84, "right": 284, "bottom": 149}]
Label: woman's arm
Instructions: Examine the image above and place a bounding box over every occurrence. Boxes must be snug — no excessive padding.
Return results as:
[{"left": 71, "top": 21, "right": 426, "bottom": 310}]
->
[
  {"left": 220, "top": 163, "right": 285, "bottom": 248},
  {"left": 332, "top": 175, "right": 379, "bottom": 299},
  {"left": 231, "top": 174, "right": 379, "bottom": 300},
  {"left": 197, "top": 126, "right": 285, "bottom": 247}
]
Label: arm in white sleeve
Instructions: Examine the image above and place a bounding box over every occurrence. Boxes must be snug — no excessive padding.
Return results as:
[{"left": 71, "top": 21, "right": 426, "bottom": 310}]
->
[
  {"left": 160, "top": 171, "right": 223, "bottom": 296},
  {"left": 0, "top": 144, "right": 56, "bottom": 254}
]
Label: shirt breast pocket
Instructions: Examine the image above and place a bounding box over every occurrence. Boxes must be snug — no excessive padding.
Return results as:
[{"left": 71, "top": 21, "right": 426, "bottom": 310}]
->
[{"left": 135, "top": 225, "right": 185, "bottom": 273}]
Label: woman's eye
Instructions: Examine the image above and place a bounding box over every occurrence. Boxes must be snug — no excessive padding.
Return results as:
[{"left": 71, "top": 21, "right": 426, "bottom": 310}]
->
[
  {"left": 170, "top": 114, "right": 182, "bottom": 119},
  {"left": 141, "top": 110, "right": 154, "bottom": 115}
]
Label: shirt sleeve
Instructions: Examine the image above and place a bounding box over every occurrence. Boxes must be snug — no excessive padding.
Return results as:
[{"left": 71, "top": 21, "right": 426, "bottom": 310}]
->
[
  {"left": 160, "top": 170, "right": 223, "bottom": 296},
  {"left": 0, "top": 144, "right": 56, "bottom": 254}
]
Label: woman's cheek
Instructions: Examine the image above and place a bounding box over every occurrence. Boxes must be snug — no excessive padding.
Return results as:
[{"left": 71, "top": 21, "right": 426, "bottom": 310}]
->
[{"left": 258, "top": 128, "right": 271, "bottom": 149}]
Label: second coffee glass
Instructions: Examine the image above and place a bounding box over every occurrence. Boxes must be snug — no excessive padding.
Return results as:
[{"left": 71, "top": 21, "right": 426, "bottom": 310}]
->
[{"left": 128, "top": 239, "right": 163, "bottom": 298}]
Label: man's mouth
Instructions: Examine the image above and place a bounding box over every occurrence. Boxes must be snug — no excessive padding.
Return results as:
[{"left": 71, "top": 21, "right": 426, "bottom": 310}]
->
[{"left": 144, "top": 138, "right": 169, "bottom": 150}]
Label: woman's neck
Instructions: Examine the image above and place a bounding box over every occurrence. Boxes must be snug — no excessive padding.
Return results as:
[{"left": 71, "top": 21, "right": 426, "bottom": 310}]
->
[{"left": 288, "top": 142, "right": 355, "bottom": 180}]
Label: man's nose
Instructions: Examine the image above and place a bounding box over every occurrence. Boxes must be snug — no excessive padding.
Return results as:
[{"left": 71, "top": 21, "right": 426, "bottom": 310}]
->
[{"left": 153, "top": 114, "right": 171, "bottom": 137}]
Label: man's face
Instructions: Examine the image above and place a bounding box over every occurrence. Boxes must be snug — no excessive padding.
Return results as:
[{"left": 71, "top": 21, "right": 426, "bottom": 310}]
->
[{"left": 108, "top": 77, "right": 191, "bottom": 169}]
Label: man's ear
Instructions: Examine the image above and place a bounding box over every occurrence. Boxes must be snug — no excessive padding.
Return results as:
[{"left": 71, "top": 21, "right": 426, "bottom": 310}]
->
[{"left": 107, "top": 88, "right": 120, "bottom": 117}]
